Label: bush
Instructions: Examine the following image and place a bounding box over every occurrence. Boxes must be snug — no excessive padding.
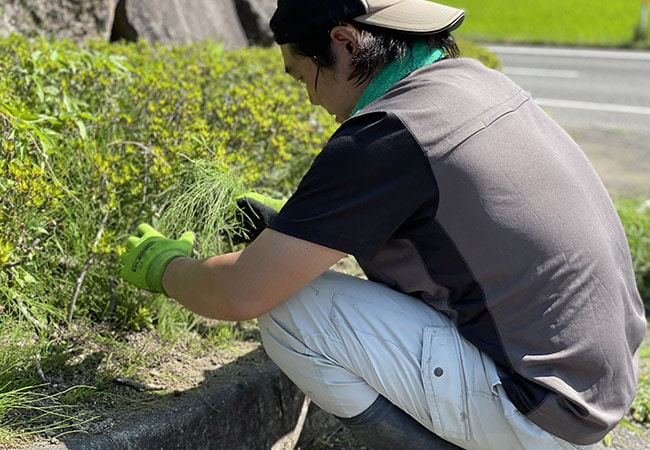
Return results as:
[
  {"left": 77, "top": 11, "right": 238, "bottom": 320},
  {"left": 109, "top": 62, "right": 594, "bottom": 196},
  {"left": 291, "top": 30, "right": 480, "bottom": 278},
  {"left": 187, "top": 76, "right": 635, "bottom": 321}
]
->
[
  {"left": 0, "top": 34, "right": 341, "bottom": 444},
  {"left": 0, "top": 35, "right": 338, "bottom": 330},
  {"left": 616, "top": 199, "right": 650, "bottom": 311},
  {"left": 0, "top": 34, "right": 503, "bottom": 334}
]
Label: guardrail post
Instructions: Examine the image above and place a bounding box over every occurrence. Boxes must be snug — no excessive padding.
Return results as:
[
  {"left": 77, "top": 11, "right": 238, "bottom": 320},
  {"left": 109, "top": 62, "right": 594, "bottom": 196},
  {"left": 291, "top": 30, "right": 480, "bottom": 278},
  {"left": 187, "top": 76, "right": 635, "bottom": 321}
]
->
[{"left": 637, "top": 0, "right": 649, "bottom": 41}]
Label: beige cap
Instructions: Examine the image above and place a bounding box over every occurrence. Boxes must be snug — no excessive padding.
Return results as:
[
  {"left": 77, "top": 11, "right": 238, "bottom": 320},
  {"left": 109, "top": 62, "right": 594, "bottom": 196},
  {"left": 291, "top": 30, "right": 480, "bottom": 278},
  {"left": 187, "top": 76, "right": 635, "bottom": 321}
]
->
[
  {"left": 355, "top": 0, "right": 465, "bottom": 34},
  {"left": 271, "top": 0, "right": 465, "bottom": 44}
]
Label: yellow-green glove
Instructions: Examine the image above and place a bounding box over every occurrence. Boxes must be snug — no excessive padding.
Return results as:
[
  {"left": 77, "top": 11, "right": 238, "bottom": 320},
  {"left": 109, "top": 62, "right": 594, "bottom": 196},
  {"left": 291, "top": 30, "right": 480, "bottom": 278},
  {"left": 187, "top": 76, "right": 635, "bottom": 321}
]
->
[
  {"left": 119, "top": 223, "right": 194, "bottom": 294},
  {"left": 241, "top": 192, "right": 286, "bottom": 212}
]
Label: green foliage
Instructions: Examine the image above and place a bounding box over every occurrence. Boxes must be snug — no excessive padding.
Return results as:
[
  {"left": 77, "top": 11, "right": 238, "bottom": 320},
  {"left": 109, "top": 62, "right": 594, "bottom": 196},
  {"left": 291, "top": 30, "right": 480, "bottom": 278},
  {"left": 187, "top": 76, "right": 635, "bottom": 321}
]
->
[
  {"left": 0, "top": 35, "right": 336, "bottom": 332},
  {"left": 0, "top": 35, "right": 340, "bottom": 441},
  {"left": 630, "top": 342, "right": 650, "bottom": 429},
  {"left": 632, "top": 375, "right": 650, "bottom": 424},
  {"left": 157, "top": 159, "right": 246, "bottom": 256},
  {"left": 616, "top": 199, "right": 650, "bottom": 311}
]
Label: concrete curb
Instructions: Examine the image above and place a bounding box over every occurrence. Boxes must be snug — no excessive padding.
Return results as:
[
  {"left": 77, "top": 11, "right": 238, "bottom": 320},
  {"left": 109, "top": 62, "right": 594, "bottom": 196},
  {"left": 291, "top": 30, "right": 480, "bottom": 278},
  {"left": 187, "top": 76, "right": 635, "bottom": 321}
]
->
[{"left": 27, "top": 352, "right": 339, "bottom": 450}]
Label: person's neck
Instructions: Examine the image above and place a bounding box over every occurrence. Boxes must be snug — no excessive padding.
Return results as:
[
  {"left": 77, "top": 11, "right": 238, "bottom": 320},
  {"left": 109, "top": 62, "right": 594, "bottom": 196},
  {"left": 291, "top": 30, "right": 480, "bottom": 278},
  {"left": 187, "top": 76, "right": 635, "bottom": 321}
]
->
[{"left": 350, "top": 41, "right": 445, "bottom": 117}]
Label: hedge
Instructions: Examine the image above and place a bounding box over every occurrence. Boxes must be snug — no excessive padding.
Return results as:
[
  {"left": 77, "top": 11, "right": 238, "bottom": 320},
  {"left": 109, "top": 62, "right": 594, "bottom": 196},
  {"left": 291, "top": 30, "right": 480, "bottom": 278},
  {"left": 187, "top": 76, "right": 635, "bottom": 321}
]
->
[{"left": 0, "top": 35, "right": 500, "bottom": 330}]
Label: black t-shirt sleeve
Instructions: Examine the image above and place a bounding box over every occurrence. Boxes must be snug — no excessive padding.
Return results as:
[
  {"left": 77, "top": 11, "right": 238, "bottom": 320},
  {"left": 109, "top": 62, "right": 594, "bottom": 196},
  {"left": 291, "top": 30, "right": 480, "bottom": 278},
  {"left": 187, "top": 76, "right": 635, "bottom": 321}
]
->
[{"left": 269, "top": 111, "right": 438, "bottom": 260}]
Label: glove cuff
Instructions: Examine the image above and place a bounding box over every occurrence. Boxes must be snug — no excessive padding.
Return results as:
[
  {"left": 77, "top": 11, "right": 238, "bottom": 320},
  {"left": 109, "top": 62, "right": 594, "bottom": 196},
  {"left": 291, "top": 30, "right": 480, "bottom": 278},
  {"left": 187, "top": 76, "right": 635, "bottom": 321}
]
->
[{"left": 145, "top": 250, "right": 188, "bottom": 295}]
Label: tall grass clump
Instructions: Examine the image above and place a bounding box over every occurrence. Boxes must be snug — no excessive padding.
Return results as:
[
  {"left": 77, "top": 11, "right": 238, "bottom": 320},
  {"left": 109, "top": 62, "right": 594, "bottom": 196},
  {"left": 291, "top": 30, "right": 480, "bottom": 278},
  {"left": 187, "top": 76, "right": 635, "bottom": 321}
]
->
[{"left": 157, "top": 159, "right": 246, "bottom": 257}]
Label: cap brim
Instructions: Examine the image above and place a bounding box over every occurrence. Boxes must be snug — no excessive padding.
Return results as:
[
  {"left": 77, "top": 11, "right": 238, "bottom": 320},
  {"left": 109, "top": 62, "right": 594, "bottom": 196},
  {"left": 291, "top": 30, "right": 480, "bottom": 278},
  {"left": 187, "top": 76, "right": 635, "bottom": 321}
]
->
[{"left": 354, "top": 0, "right": 465, "bottom": 34}]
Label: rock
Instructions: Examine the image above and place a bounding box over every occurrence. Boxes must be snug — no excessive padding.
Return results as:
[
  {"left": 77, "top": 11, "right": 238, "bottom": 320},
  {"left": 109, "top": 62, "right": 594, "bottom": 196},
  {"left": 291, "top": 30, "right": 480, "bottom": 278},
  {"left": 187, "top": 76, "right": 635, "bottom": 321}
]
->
[
  {"left": 0, "top": 0, "right": 116, "bottom": 42},
  {"left": 234, "top": 0, "right": 276, "bottom": 46},
  {"left": 114, "top": 0, "right": 249, "bottom": 48},
  {"left": 0, "top": 0, "right": 277, "bottom": 47}
]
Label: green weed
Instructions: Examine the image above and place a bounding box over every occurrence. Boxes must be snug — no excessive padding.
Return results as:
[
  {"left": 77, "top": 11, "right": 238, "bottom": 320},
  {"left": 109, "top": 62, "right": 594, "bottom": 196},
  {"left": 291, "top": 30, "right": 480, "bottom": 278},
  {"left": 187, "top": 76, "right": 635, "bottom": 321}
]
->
[
  {"left": 630, "top": 339, "right": 650, "bottom": 425},
  {"left": 157, "top": 158, "right": 246, "bottom": 257},
  {"left": 0, "top": 382, "right": 95, "bottom": 445}
]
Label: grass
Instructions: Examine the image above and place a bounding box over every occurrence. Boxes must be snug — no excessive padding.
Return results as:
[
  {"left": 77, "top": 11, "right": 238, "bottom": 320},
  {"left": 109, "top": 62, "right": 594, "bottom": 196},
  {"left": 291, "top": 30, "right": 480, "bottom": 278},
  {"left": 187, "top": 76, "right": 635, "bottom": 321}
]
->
[
  {"left": 0, "top": 383, "right": 94, "bottom": 446},
  {"left": 631, "top": 339, "right": 650, "bottom": 423},
  {"left": 157, "top": 158, "right": 247, "bottom": 257},
  {"left": 444, "top": 0, "right": 650, "bottom": 47},
  {"left": 0, "top": 322, "right": 94, "bottom": 446}
]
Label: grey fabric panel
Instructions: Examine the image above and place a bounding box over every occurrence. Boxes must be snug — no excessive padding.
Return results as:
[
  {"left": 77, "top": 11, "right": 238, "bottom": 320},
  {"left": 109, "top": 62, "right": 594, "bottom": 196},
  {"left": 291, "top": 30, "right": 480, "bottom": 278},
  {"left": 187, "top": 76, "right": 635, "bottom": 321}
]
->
[{"left": 360, "top": 58, "right": 645, "bottom": 444}]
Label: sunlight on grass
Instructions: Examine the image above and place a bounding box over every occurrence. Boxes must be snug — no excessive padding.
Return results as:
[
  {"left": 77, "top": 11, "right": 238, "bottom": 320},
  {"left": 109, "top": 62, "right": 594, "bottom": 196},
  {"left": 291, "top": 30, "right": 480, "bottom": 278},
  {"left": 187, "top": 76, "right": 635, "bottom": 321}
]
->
[
  {"left": 444, "top": 0, "right": 647, "bottom": 46},
  {"left": 158, "top": 158, "right": 246, "bottom": 257},
  {"left": 630, "top": 336, "right": 650, "bottom": 424}
]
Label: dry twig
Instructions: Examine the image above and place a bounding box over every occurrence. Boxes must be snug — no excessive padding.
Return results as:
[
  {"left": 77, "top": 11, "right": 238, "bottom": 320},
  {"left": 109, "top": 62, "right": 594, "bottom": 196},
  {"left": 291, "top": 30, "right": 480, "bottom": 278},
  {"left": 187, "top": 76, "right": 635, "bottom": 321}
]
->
[{"left": 67, "top": 209, "right": 109, "bottom": 325}]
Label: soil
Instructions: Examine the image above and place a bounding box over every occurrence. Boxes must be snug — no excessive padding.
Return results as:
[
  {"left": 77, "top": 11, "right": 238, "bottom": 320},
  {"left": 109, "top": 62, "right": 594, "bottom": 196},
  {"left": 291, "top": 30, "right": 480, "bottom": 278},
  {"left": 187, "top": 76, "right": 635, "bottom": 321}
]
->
[
  {"left": 2, "top": 321, "right": 264, "bottom": 450},
  {"left": 569, "top": 127, "right": 650, "bottom": 199},
  {"left": 7, "top": 126, "right": 650, "bottom": 450}
]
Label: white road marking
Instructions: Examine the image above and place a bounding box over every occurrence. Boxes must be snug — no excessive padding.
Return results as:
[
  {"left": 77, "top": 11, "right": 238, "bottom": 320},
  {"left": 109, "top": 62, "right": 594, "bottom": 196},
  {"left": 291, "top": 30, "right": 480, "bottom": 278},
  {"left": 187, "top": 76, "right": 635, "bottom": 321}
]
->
[
  {"left": 535, "top": 98, "right": 650, "bottom": 116},
  {"left": 504, "top": 67, "right": 580, "bottom": 78},
  {"left": 489, "top": 45, "right": 650, "bottom": 60}
]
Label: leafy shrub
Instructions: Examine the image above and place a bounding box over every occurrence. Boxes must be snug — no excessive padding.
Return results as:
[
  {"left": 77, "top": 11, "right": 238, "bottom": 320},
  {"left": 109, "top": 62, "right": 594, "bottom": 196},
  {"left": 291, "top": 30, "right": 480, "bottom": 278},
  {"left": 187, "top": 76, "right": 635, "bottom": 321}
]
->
[
  {"left": 0, "top": 34, "right": 502, "bottom": 333},
  {"left": 616, "top": 199, "right": 650, "bottom": 311},
  {"left": 0, "top": 35, "right": 337, "bottom": 330},
  {"left": 0, "top": 34, "right": 340, "bottom": 442}
]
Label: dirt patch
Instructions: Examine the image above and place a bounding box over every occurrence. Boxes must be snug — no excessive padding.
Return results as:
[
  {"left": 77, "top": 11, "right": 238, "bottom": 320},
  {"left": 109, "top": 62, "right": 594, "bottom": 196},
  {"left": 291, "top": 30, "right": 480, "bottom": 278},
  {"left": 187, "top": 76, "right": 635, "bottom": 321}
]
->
[
  {"left": 3, "top": 321, "right": 263, "bottom": 449},
  {"left": 569, "top": 127, "right": 650, "bottom": 199}
]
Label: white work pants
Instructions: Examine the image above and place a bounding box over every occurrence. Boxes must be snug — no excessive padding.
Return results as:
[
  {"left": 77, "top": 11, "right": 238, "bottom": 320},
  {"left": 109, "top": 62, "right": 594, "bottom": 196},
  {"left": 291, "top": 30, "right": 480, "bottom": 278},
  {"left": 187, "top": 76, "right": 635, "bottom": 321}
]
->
[{"left": 258, "top": 270, "right": 599, "bottom": 450}]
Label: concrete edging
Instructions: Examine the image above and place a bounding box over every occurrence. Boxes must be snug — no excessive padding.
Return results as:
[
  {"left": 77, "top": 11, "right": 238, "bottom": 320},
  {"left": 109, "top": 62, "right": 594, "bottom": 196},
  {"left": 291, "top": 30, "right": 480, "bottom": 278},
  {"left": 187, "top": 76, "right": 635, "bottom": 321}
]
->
[{"left": 28, "top": 354, "right": 339, "bottom": 450}]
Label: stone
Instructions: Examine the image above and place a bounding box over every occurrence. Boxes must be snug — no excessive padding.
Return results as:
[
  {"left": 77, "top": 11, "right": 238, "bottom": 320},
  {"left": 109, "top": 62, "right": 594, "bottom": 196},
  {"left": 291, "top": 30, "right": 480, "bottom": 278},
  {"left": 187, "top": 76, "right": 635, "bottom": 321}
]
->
[
  {"left": 234, "top": 0, "right": 276, "bottom": 46},
  {"left": 114, "top": 0, "right": 249, "bottom": 48},
  {"left": 0, "top": 0, "right": 116, "bottom": 43},
  {"left": 0, "top": 0, "right": 278, "bottom": 47}
]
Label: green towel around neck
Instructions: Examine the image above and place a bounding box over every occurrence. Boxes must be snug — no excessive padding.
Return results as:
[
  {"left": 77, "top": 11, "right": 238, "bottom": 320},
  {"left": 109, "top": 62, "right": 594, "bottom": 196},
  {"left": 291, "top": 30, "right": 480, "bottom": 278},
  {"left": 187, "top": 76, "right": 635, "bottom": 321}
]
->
[{"left": 351, "top": 41, "right": 445, "bottom": 117}]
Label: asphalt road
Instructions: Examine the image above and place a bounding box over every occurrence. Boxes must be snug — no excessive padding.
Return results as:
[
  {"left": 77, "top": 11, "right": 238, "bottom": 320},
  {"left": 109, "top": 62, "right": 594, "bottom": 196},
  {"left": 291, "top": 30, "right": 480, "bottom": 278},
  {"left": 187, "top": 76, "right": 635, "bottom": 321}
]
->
[
  {"left": 488, "top": 45, "right": 650, "bottom": 198},
  {"left": 488, "top": 45, "right": 650, "bottom": 133}
]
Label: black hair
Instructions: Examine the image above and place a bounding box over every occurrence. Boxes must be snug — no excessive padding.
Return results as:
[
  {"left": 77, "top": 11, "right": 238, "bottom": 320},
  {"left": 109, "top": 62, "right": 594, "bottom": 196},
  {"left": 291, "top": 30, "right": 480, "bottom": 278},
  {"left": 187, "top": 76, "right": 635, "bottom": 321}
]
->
[{"left": 289, "top": 22, "right": 460, "bottom": 86}]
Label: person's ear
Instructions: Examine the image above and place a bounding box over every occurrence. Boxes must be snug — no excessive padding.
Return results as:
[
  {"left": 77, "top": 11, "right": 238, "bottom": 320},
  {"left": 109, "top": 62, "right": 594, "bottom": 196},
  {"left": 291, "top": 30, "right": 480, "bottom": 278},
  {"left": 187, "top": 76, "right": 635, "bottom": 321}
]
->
[{"left": 329, "top": 25, "right": 357, "bottom": 55}]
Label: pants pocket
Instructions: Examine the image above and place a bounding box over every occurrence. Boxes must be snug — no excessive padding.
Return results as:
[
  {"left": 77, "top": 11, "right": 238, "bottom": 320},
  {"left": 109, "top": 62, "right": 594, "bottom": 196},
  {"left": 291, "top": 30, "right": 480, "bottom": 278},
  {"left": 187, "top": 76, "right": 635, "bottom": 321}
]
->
[{"left": 421, "top": 325, "right": 471, "bottom": 441}]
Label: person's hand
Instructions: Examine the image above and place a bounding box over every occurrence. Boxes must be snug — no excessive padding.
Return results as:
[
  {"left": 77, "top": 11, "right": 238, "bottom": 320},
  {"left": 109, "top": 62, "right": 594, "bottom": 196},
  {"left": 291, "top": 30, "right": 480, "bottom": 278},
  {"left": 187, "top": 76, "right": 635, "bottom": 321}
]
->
[
  {"left": 234, "top": 192, "right": 286, "bottom": 244},
  {"left": 119, "top": 223, "right": 195, "bottom": 294}
]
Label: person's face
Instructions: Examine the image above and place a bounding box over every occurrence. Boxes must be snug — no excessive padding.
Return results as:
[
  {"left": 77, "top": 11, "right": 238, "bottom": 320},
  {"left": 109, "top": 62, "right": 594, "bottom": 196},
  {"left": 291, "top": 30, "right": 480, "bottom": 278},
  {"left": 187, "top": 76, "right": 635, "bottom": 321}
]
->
[{"left": 281, "top": 27, "right": 367, "bottom": 123}]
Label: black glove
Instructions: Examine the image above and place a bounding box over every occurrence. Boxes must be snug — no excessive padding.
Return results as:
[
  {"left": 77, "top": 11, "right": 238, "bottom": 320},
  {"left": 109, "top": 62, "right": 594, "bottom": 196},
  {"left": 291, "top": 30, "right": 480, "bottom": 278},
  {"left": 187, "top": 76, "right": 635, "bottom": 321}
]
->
[{"left": 234, "top": 193, "right": 285, "bottom": 244}]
